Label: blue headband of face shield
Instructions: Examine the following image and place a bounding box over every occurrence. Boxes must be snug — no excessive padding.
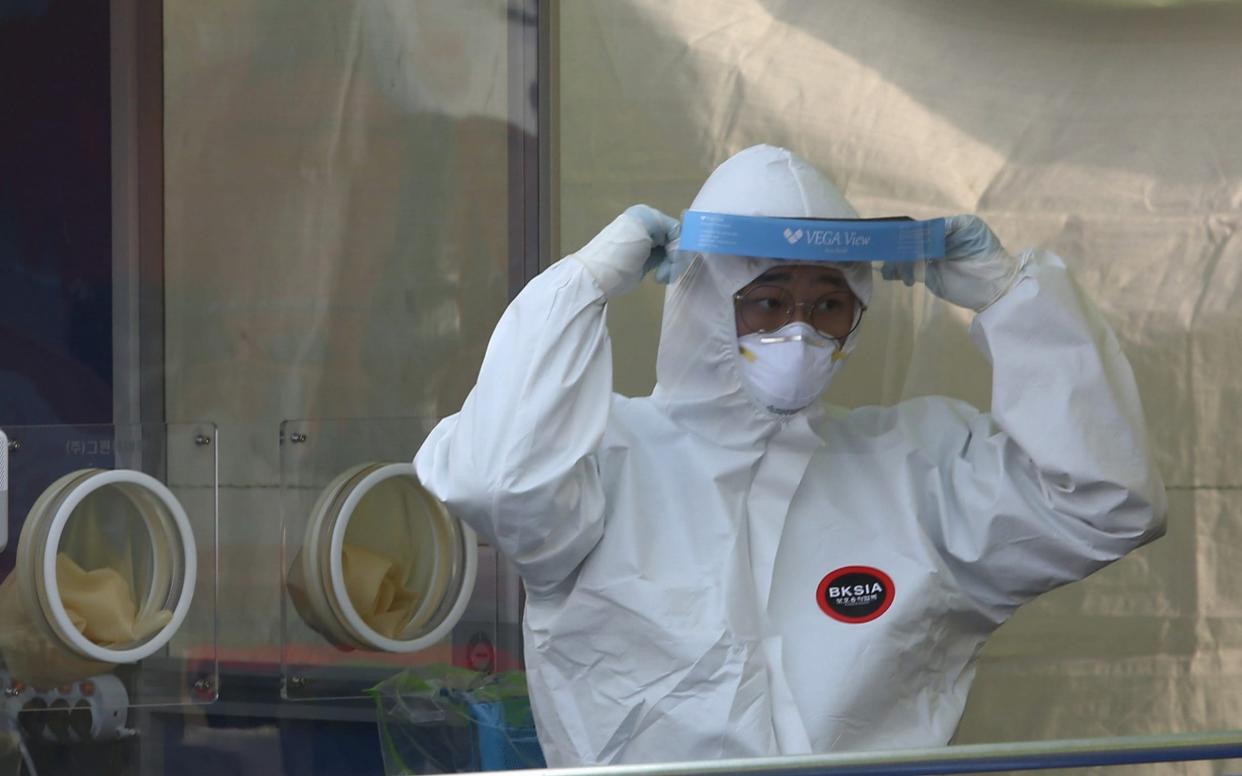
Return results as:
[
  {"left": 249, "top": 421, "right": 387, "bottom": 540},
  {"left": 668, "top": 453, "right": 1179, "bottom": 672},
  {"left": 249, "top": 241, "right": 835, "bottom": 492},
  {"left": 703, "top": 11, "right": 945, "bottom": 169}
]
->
[{"left": 678, "top": 210, "right": 946, "bottom": 263}]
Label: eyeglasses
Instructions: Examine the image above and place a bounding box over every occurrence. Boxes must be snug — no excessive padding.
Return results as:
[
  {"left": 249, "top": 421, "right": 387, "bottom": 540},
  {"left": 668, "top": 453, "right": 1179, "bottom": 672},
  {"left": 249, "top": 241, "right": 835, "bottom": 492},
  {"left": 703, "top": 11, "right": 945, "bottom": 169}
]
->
[{"left": 733, "top": 285, "right": 865, "bottom": 341}]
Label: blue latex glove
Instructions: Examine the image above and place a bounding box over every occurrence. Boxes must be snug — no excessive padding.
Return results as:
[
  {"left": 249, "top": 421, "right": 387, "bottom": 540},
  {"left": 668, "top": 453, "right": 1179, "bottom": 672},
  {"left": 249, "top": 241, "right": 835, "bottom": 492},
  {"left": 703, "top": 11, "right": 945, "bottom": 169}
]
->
[
  {"left": 880, "top": 215, "right": 1020, "bottom": 312},
  {"left": 571, "top": 205, "right": 682, "bottom": 298},
  {"left": 630, "top": 206, "right": 687, "bottom": 284},
  {"left": 613, "top": 204, "right": 691, "bottom": 285}
]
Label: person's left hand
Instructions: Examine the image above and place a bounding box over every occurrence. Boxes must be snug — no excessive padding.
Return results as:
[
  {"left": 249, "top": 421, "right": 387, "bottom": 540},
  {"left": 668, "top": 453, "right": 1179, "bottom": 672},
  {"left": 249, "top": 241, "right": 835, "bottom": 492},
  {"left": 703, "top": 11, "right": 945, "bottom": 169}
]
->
[{"left": 879, "top": 215, "right": 1020, "bottom": 312}]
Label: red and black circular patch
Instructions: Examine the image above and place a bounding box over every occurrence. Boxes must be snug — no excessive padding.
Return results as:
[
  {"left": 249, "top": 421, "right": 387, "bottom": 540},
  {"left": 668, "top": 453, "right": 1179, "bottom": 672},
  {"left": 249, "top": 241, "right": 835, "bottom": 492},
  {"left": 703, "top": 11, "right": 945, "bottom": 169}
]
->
[{"left": 816, "top": 566, "right": 895, "bottom": 624}]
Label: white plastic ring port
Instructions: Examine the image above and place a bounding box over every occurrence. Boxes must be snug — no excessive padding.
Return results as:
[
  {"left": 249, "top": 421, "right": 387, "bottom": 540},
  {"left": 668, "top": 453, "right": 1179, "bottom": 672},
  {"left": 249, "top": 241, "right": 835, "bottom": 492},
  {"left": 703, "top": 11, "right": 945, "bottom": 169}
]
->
[
  {"left": 294, "top": 462, "right": 477, "bottom": 653},
  {"left": 27, "top": 469, "right": 197, "bottom": 665}
]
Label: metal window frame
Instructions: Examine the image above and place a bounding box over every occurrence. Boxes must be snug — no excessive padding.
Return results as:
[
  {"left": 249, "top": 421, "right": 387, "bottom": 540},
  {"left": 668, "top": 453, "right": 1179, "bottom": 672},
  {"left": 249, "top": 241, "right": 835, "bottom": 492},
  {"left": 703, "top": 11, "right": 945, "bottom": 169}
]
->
[
  {"left": 537, "top": 732, "right": 1242, "bottom": 776},
  {"left": 508, "top": 0, "right": 555, "bottom": 298},
  {"left": 111, "top": 0, "right": 165, "bottom": 433}
]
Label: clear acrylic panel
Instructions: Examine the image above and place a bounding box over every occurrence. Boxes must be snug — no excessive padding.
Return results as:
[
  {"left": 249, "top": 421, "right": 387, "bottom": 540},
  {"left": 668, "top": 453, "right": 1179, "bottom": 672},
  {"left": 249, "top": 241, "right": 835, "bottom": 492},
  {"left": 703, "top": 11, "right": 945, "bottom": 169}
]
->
[
  {"left": 279, "top": 417, "right": 516, "bottom": 702},
  {"left": 0, "top": 422, "right": 218, "bottom": 712}
]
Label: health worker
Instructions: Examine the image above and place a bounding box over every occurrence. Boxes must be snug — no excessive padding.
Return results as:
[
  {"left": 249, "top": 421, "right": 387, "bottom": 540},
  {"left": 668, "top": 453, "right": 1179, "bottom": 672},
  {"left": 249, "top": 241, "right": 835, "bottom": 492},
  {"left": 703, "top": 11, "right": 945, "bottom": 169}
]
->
[{"left": 414, "top": 144, "right": 1167, "bottom": 766}]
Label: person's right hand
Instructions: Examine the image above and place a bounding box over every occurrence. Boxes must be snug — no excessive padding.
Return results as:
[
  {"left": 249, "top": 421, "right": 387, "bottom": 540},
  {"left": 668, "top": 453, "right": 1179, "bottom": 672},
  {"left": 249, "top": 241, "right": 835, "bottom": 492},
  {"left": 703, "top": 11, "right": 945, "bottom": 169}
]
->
[{"left": 572, "top": 205, "right": 681, "bottom": 299}]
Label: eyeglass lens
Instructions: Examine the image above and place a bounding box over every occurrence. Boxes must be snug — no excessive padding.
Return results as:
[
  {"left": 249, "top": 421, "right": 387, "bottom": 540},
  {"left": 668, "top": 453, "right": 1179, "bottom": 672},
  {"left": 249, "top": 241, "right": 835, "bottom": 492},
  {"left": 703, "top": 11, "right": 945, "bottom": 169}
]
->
[{"left": 737, "top": 285, "right": 858, "bottom": 339}]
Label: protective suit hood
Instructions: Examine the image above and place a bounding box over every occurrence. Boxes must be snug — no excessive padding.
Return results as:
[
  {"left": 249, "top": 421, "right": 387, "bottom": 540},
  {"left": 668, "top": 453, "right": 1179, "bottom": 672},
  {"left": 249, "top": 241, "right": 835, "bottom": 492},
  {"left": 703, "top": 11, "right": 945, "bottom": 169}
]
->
[{"left": 652, "top": 144, "right": 871, "bottom": 444}]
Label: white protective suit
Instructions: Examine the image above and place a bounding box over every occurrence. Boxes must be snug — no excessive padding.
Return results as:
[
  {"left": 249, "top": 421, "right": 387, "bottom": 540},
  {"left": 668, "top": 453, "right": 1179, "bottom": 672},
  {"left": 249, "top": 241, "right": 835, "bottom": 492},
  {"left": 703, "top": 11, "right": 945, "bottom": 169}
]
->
[{"left": 414, "top": 145, "right": 1167, "bottom": 765}]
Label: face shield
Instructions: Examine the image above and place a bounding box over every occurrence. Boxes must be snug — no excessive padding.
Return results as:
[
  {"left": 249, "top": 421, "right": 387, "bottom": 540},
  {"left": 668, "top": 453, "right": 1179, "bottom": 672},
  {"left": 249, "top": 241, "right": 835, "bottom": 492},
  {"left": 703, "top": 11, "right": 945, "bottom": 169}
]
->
[
  {"left": 651, "top": 144, "right": 950, "bottom": 419},
  {"left": 673, "top": 211, "right": 944, "bottom": 414}
]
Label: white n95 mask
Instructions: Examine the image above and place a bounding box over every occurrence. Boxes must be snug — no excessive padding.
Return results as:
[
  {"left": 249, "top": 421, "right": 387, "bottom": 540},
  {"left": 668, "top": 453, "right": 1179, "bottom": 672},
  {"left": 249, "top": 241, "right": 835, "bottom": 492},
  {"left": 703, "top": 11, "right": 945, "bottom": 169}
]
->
[{"left": 737, "top": 322, "right": 842, "bottom": 413}]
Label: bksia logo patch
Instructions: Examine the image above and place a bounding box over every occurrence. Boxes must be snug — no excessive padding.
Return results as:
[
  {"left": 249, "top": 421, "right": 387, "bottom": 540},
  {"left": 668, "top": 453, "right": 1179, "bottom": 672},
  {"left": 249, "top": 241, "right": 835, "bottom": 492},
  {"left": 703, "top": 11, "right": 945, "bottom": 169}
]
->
[{"left": 816, "top": 566, "right": 894, "bottom": 623}]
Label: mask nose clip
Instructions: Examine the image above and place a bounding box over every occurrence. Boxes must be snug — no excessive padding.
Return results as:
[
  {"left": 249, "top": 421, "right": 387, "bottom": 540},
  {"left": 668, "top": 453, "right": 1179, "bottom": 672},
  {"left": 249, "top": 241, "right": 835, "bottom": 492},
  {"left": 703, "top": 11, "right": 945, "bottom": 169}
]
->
[
  {"left": 755, "top": 322, "right": 837, "bottom": 349},
  {"left": 758, "top": 332, "right": 832, "bottom": 348}
]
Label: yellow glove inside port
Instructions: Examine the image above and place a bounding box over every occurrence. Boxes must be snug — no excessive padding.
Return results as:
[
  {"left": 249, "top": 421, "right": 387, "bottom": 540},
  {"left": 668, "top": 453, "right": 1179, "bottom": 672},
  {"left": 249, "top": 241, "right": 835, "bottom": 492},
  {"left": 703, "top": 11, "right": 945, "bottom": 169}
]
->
[
  {"left": 56, "top": 553, "right": 172, "bottom": 646},
  {"left": 340, "top": 544, "right": 421, "bottom": 639}
]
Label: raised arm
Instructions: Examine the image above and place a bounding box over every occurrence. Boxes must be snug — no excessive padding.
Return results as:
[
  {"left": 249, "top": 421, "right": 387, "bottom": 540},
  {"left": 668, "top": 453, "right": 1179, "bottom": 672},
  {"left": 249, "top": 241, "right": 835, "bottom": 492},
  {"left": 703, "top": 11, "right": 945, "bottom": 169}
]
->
[
  {"left": 889, "top": 217, "right": 1167, "bottom": 619},
  {"left": 414, "top": 206, "right": 680, "bottom": 594}
]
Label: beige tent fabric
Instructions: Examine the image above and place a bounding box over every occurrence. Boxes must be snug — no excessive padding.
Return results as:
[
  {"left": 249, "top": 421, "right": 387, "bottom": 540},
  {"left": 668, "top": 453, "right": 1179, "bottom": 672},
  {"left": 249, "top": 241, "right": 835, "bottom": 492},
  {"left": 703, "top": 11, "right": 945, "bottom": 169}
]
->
[{"left": 557, "top": 0, "right": 1242, "bottom": 765}]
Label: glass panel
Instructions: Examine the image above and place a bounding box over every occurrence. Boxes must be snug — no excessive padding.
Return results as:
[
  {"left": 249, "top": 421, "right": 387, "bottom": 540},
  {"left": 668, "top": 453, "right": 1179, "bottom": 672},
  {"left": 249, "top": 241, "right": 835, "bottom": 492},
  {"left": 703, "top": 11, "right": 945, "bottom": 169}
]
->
[
  {"left": 161, "top": 0, "right": 523, "bottom": 714},
  {"left": 154, "top": 1, "right": 531, "bottom": 774},
  {"left": 0, "top": 422, "right": 218, "bottom": 709},
  {"left": 5, "top": 0, "right": 534, "bottom": 770},
  {"left": 278, "top": 417, "right": 517, "bottom": 702}
]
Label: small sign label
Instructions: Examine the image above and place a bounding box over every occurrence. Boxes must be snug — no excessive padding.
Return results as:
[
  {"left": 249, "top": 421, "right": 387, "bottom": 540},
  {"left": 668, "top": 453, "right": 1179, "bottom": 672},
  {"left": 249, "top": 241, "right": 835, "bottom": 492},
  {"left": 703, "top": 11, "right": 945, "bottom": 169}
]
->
[{"left": 816, "top": 566, "right": 895, "bottom": 624}]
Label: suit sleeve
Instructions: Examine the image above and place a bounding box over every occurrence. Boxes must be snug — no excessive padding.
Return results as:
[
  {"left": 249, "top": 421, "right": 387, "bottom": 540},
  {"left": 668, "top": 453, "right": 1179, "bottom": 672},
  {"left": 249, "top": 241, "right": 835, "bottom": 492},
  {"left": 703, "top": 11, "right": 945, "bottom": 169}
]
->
[
  {"left": 926, "top": 249, "right": 1167, "bottom": 620},
  {"left": 414, "top": 256, "right": 613, "bottom": 595}
]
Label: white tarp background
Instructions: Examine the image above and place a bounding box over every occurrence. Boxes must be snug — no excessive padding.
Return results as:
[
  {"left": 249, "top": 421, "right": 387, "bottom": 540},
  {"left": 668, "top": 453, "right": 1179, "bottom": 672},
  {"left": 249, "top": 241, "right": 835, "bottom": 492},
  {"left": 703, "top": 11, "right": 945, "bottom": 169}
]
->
[{"left": 556, "top": 0, "right": 1242, "bottom": 763}]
